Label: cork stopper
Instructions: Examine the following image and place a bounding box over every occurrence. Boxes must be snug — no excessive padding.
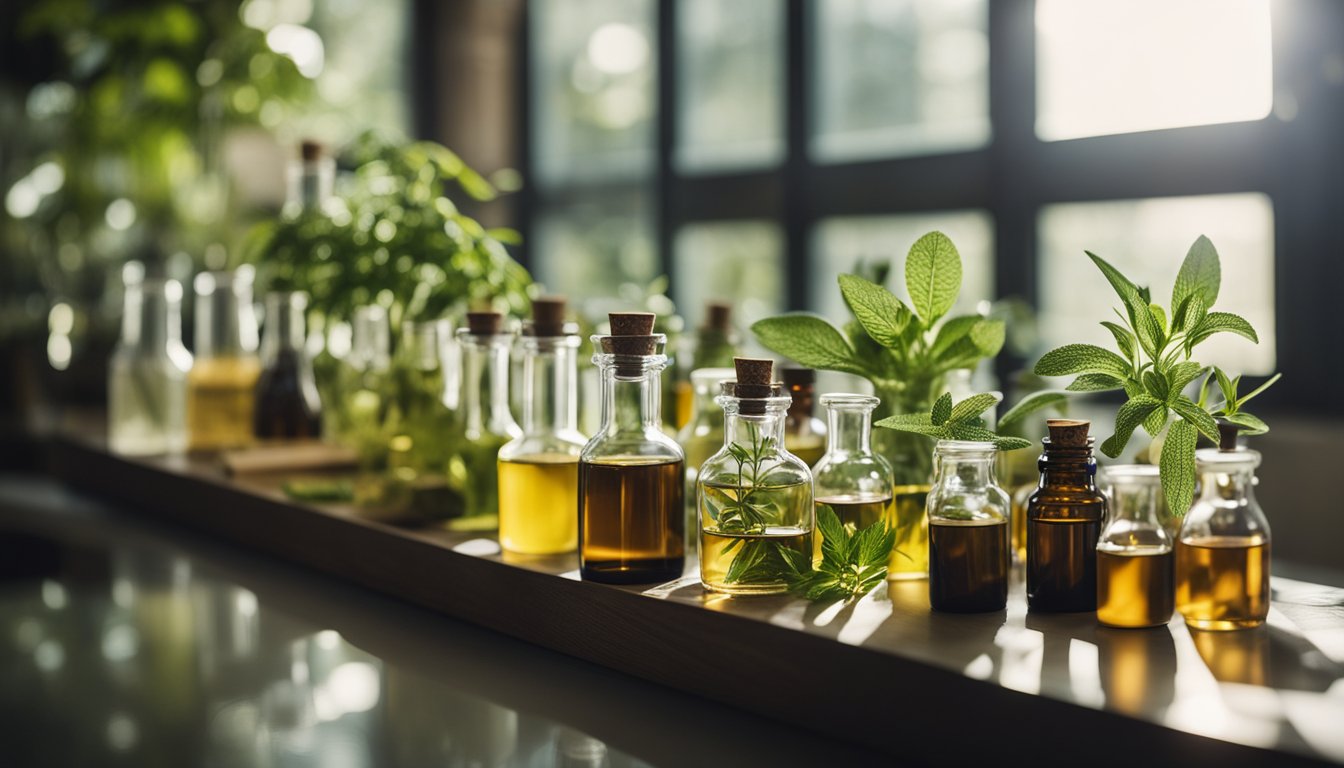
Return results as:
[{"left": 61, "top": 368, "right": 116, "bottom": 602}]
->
[
  {"left": 527, "top": 296, "right": 568, "bottom": 337},
  {"left": 602, "top": 312, "right": 657, "bottom": 355},
  {"left": 1046, "top": 419, "right": 1091, "bottom": 448},
  {"left": 734, "top": 357, "right": 774, "bottom": 414},
  {"left": 300, "top": 139, "right": 323, "bottom": 161},
  {"left": 466, "top": 311, "right": 503, "bottom": 335},
  {"left": 705, "top": 301, "right": 732, "bottom": 331},
  {"left": 1218, "top": 421, "right": 1241, "bottom": 452},
  {"left": 781, "top": 366, "right": 814, "bottom": 389}
]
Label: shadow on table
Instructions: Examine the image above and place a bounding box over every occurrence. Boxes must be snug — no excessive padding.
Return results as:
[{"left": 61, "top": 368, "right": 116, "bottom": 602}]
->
[{"left": 1191, "top": 625, "right": 1344, "bottom": 691}]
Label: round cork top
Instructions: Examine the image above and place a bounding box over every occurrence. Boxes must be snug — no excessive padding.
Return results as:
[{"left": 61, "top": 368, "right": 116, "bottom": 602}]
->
[
  {"left": 602, "top": 312, "right": 657, "bottom": 355},
  {"left": 781, "top": 366, "right": 814, "bottom": 388},
  {"left": 300, "top": 139, "right": 323, "bottom": 161},
  {"left": 733, "top": 358, "right": 774, "bottom": 413},
  {"left": 527, "top": 296, "right": 568, "bottom": 337},
  {"left": 1046, "top": 418, "right": 1091, "bottom": 447},
  {"left": 1218, "top": 421, "right": 1242, "bottom": 451},
  {"left": 705, "top": 301, "right": 732, "bottom": 331},
  {"left": 465, "top": 311, "right": 503, "bottom": 335}
]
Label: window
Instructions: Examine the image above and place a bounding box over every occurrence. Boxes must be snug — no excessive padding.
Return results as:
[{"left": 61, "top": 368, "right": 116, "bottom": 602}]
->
[
  {"left": 673, "top": 221, "right": 784, "bottom": 328},
  {"left": 532, "top": 192, "right": 657, "bottom": 303}
]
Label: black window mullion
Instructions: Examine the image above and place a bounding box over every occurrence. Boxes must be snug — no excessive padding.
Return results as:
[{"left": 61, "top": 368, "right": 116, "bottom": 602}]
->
[
  {"left": 783, "top": 0, "right": 811, "bottom": 313},
  {"left": 655, "top": 0, "right": 677, "bottom": 297}
]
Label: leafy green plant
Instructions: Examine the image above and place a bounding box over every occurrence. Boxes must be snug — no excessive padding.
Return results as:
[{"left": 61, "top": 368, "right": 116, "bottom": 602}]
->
[
  {"left": 1199, "top": 367, "right": 1281, "bottom": 436},
  {"left": 874, "top": 392, "right": 1034, "bottom": 451},
  {"left": 776, "top": 508, "right": 895, "bottom": 602},
  {"left": 1032, "top": 235, "right": 1273, "bottom": 516}
]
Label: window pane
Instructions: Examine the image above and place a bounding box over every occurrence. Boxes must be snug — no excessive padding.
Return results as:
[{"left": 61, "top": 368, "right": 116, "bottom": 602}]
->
[
  {"left": 673, "top": 221, "right": 784, "bottom": 330},
  {"left": 533, "top": 192, "right": 658, "bottom": 304},
  {"left": 531, "top": 0, "right": 656, "bottom": 187},
  {"left": 812, "top": 0, "right": 990, "bottom": 163},
  {"left": 675, "top": 0, "right": 785, "bottom": 173},
  {"left": 810, "top": 212, "right": 995, "bottom": 321},
  {"left": 1038, "top": 193, "right": 1275, "bottom": 374},
  {"left": 1036, "top": 0, "right": 1273, "bottom": 141}
]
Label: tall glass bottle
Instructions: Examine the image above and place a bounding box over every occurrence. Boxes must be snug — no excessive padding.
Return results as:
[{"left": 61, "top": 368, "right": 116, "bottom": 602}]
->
[
  {"left": 1097, "top": 465, "right": 1174, "bottom": 628},
  {"left": 498, "top": 298, "right": 586, "bottom": 554},
  {"left": 388, "top": 318, "right": 457, "bottom": 518},
  {"left": 1176, "top": 444, "right": 1271, "bottom": 630},
  {"left": 675, "top": 301, "right": 739, "bottom": 428},
  {"left": 812, "top": 394, "right": 894, "bottom": 554},
  {"left": 697, "top": 359, "right": 813, "bottom": 594},
  {"left": 579, "top": 313, "right": 684, "bottom": 583},
  {"left": 341, "top": 306, "right": 396, "bottom": 506},
  {"left": 927, "top": 440, "right": 1011, "bottom": 612},
  {"left": 187, "top": 267, "right": 261, "bottom": 450},
  {"left": 109, "top": 262, "right": 192, "bottom": 455},
  {"left": 283, "top": 139, "right": 336, "bottom": 219},
  {"left": 677, "top": 366, "right": 736, "bottom": 564},
  {"left": 1027, "top": 419, "right": 1107, "bottom": 612},
  {"left": 454, "top": 311, "right": 520, "bottom": 531},
  {"left": 254, "top": 291, "right": 321, "bottom": 438},
  {"left": 782, "top": 367, "right": 827, "bottom": 466}
]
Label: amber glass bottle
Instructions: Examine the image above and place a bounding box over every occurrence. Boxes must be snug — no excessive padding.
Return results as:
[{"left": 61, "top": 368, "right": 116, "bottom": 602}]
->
[
  {"left": 254, "top": 291, "right": 322, "bottom": 438},
  {"left": 782, "top": 367, "right": 827, "bottom": 466},
  {"left": 1027, "top": 419, "right": 1106, "bottom": 612}
]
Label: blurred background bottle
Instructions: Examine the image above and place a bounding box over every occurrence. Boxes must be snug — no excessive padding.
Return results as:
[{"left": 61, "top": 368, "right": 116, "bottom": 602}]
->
[
  {"left": 253, "top": 291, "right": 321, "bottom": 439},
  {"left": 108, "top": 262, "right": 192, "bottom": 455},
  {"left": 187, "top": 267, "right": 261, "bottom": 451}
]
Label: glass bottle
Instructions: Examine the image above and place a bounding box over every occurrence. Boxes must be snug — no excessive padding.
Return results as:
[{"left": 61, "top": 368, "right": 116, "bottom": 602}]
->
[
  {"left": 341, "top": 306, "right": 396, "bottom": 506},
  {"left": 187, "top": 267, "right": 261, "bottom": 451},
  {"left": 283, "top": 139, "right": 336, "bottom": 219},
  {"left": 782, "top": 367, "right": 827, "bottom": 466},
  {"left": 1176, "top": 446, "right": 1271, "bottom": 630},
  {"left": 1097, "top": 465, "right": 1174, "bottom": 628},
  {"left": 677, "top": 366, "right": 736, "bottom": 564},
  {"left": 108, "top": 262, "right": 192, "bottom": 455},
  {"left": 812, "top": 394, "right": 894, "bottom": 558},
  {"left": 388, "top": 318, "right": 457, "bottom": 518},
  {"left": 498, "top": 298, "right": 586, "bottom": 554},
  {"left": 927, "top": 440, "right": 1011, "bottom": 612},
  {"left": 454, "top": 311, "right": 520, "bottom": 531},
  {"left": 675, "top": 301, "right": 740, "bottom": 429},
  {"left": 697, "top": 359, "right": 813, "bottom": 594},
  {"left": 579, "top": 312, "right": 684, "bottom": 583},
  {"left": 1027, "top": 419, "right": 1107, "bottom": 612},
  {"left": 254, "top": 291, "right": 322, "bottom": 439}
]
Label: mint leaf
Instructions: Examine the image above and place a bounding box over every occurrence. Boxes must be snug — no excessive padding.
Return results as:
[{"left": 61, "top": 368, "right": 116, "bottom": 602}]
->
[
  {"left": 934, "top": 319, "right": 1005, "bottom": 371},
  {"left": 1066, "top": 373, "right": 1126, "bottom": 392},
  {"left": 998, "top": 390, "right": 1069, "bottom": 431},
  {"left": 1101, "top": 395, "right": 1163, "bottom": 458},
  {"left": 1170, "top": 395, "right": 1220, "bottom": 442},
  {"left": 1149, "top": 303, "right": 1168, "bottom": 336},
  {"left": 1087, "top": 252, "right": 1164, "bottom": 359},
  {"left": 1235, "top": 372, "right": 1282, "bottom": 408},
  {"left": 1160, "top": 420, "right": 1199, "bottom": 517},
  {"left": 1172, "top": 234, "right": 1221, "bottom": 313},
  {"left": 949, "top": 392, "right": 1000, "bottom": 424},
  {"left": 905, "top": 231, "right": 961, "bottom": 326},
  {"left": 1166, "top": 362, "right": 1206, "bottom": 399},
  {"left": 1190, "top": 312, "right": 1259, "bottom": 346},
  {"left": 1224, "top": 411, "right": 1269, "bottom": 435},
  {"left": 752, "top": 314, "right": 870, "bottom": 376},
  {"left": 929, "top": 315, "right": 981, "bottom": 358},
  {"left": 1172, "top": 293, "right": 1208, "bottom": 335},
  {"left": 838, "top": 274, "right": 910, "bottom": 347},
  {"left": 1035, "top": 343, "right": 1131, "bottom": 378},
  {"left": 873, "top": 413, "right": 943, "bottom": 438},
  {"left": 931, "top": 393, "right": 953, "bottom": 426},
  {"left": 1100, "top": 321, "right": 1137, "bottom": 363},
  {"left": 1143, "top": 404, "right": 1170, "bottom": 437}
]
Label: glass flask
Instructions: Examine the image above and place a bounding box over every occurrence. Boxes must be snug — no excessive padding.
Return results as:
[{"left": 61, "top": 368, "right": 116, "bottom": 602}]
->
[
  {"left": 926, "top": 440, "right": 1011, "bottom": 613},
  {"left": 387, "top": 318, "right": 457, "bottom": 520},
  {"left": 108, "top": 262, "right": 192, "bottom": 455},
  {"left": 1176, "top": 447, "right": 1271, "bottom": 630},
  {"left": 782, "top": 367, "right": 827, "bottom": 466},
  {"left": 1097, "top": 465, "right": 1174, "bottom": 628},
  {"left": 677, "top": 366, "right": 736, "bottom": 564},
  {"left": 339, "top": 306, "right": 396, "bottom": 506},
  {"left": 579, "top": 312, "right": 685, "bottom": 583},
  {"left": 1027, "top": 419, "right": 1106, "bottom": 612},
  {"left": 812, "top": 394, "right": 894, "bottom": 559},
  {"left": 254, "top": 291, "right": 322, "bottom": 439},
  {"left": 697, "top": 359, "right": 814, "bottom": 595},
  {"left": 453, "top": 312, "right": 520, "bottom": 530},
  {"left": 187, "top": 267, "right": 261, "bottom": 450},
  {"left": 498, "top": 298, "right": 586, "bottom": 554}
]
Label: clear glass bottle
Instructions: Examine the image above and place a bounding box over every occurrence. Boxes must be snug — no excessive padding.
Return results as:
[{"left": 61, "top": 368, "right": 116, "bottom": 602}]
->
[
  {"left": 340, "top": 306, "right": 398, "bottom": 507},
  {"left": 108, "top": 262, "right": 192, "bottom": 455},
  {"left": 927, "top": 440, "right": 1011, "bottom": 613},
  {"left": 677, "top": 366, "right": 736, "bottom": 563},
  {"left": 1176, "top": 447, "right": 1271, "bottom": 630},
  {"left": 782, "top": 367, "right": 827, "bottom": 466},
  {"left": 675, "top": 301, "right": 740, "bottom": 429},
  {"left": 388, "top": 318, "right": 457, "bottom": 519},
  {"left": 454, "top": 312, "right": 520, "bottom": 531},
  {"left": 1027, "top": 419, "right": 1107, "bottom": 612},
  {"left": 1097, "top": 465, "right": 1174, "bottom": 628},
  {"left": 579, "top": 313, "right": 684, "bottom": 583},
  {"left": 498, "top": 298, "right": 586, "bottom": 554},
  {"left": 254, "top": 291, "right": 322, "bottom": 439},
  {"left": 283, "top": 139, "right": 336, "bottom": 219},
  {"left": 813, "top": 394, "right": 894, "bottom": 557},
  {"left": 187, "top": 267, "right": 261, "bottom": 450},
  {"left": 697, "top": 359, "right": 813, "bottom": 594}
]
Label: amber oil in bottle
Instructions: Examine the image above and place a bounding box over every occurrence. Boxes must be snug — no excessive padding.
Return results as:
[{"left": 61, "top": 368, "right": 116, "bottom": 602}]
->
[
  {"left": 1027, "top": 419, "right": 1106, "bottom": 612},
  {"left": 926, "top": 440, "right": 1011, "bottom": 613}
]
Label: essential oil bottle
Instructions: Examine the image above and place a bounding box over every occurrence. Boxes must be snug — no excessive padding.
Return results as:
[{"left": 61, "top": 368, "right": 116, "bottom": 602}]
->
[
  {"left": 254, "top": 290, "right": 322, "bottom": 439},
  {"left": 1097, "top": 465, "right": 1174, "bottom": 628},
  {"left": 782, "top": 367, "right": 827, "bottom": 467},
  {"left": 187, "top": 267, "right": 261, "bottom": 451},
  {"left": 676, "top": 365, "right": 736, "bottom": 565},
  {"left": 1027, "top": 419, "right": 1106, "bottom": 612},
  {"left": 453, "top": 311, "right": 521, "bottom": 530},
  {"left": 927, "top": 440, "right": 1011, "bottom": 613},
  {"left": 812, "top": 393, "right": 893, "bottom": 559}
]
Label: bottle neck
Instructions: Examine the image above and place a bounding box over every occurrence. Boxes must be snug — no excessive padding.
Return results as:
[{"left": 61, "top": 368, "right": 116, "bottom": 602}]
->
[
  {"left": 261, "top": 293, "right": 306, "bottom": 362},
  {"left": 724, "top": 407, "right": 788, "bottom": 450},
  {"left": 1038, "top": 444, "right": 1098, "bottom": 489},
  {"left": 123, "top": 285, "right": 181, "bottom": 353},
  {"left": 1108, "top": 480, "right": 1166, "bottom": 525},
  {"left": 196, "top": 279, "right": 257, "bottom": 358},
  {"left": 598, "top": 359, "right": 665, "bottom": 434},
  {"left": 286, "top": 157, "right": 334, "bottom": 214},
  {"left": 824, "top": 407, "right": 873, "bottom": 455},
  {"left": 461, "top": 335, "right": 516, "bottom": 438},
  {"left": 935, "top": 449, "right": 998, "bottom": 491},
  {"left": 521, "top": 338, "right": 579, "bottom": 436},
  {"left": 1197, "top": 465, "right": 1257, "bottom": 504}
]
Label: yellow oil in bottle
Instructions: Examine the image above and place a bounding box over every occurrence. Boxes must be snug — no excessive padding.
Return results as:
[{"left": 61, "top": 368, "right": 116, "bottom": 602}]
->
[
  {"left": 1096, "top": 547, "right": 1174, "bottom": 628},
  {"left": 888, "top": 483, "right": 931, "bottom": 580},
  {"left": 675, "top": 380, "right": 694, "bottom": 430},
  {"left": 498, "top": 453, "right": 579, "bottom": 555},
  {"left": 186, "top": 356, "right": 261, "bottom": 450},
  {"left": 814, "top": 494, "right": 893, "bottom": 561},
  {"left": 699, "top": 526, "right": 811, "bottom": 595},
  {"left": 580, "top": 457, "right": 684, "bottom": 583},
  {"left": 785, "top": 435, "right": 827, "bottom": 467},
  {"left": 1175, "top": 535, "right": 1270, "bottom": 630}
]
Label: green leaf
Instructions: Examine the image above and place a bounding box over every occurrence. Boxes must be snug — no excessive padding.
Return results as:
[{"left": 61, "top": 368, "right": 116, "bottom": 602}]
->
[
  {"left": 1087, "top": 250, "right": 1144, "bottom": 308},
  {"left": 752, "top": 315, "right": 870, "bottom": 376},
  {"left": 1100, "top": 321, "right": 1137, "bottom": 363},
  {"left": 815, "top": 506, "right": 849, "bottom": 564},
  {"left": 1172, "top": 293, "right": 1208, "bottom": 334},
  {"left": 1160, "top": 420, "right": 1199, "bottom": 517},
  {"left": 1224, "top": 411, "right": 1269, "bottom": 435},
  {"left": 1035, "top": 344, "right": 1131, "bottom": 378},
  {"left": 1142, "top": 405, "right": 1170, "bottom": 437},
  {"left": 1101, "top": 395, "right": 1163, "bottom": 458},
  {"left": 1166, "top": 362, "right": 1207, "bottom": 399},
  {"left": 1196, "top": 370, "right": 1214, "bottom": 408},
  {"left": 1149, "top": 303, "right": 1168, "bottom": 336},
  {"left": 949, "top": 393, "right": 1001, "bottom": 424},
  {"left": 931, "top": 393, "right": 953, "bottom": 426},
  {"left": 1066, "top": 374, "right": 1126, "bottom": 392},
  {"left": 1170, "top": 396, "right": 1220, "bottom": 442},
  {"left": 999, "top": 391, "right": 1069, "bottom": 431},
  {"left": 1235, "top": 373, "right": 1281, "bottom": 408},
  {"left": 992, "top": 436, "right": 1034, "bottom": 451},
  {"left": 1191, "top": 312, "right": 1259, "bottom": 346},
  {"left": 838, "top": 274, "right": 910, "bottom": 347},
  {"left": 1213, "top": 366, "right": 1237, "bottom": 406},
  {"left": 929, "top": 314, "right": 981, "bottom": 358},
  {"left": 1142, "top": 370, "right": 1169, "bottom": 401},
  {"left": 1172, "top": 234, "right": 1221, "bottom": 313},
  {"left": 1087, "top": 252, "right": 1164, "bottom": 359},
  {"left": 905, "top": 231, "right": 962, "bottom": 326}
]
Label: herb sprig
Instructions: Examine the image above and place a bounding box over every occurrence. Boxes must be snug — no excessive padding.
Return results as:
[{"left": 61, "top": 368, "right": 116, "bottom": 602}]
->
[
  {"left": 874, "top": 392, "right": 1034, "bottom": 452},
  {"left": 1200, "top": 367, "right": 1281, "bottom": 436},
  {"left": 776, "top": 508, "right": 896, "bottom": 602}
]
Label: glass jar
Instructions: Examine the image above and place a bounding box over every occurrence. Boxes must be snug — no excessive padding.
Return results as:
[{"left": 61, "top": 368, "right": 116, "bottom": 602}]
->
[
  {"left": 254, "top": 291, "right": 322, "bottom": 439},
  {"left": 812, "top": 394, "right": 894, "bottom": 555},
  {"left": 1097, "top": 465, "right": 1174, "bottom": 628},
  {"left": 926, "top": 440, "right": 1011, "bottom": 613},
  {"left": 677, "top": 366, "right": 736, "bottom": 564},
  {"left": 697, "top": 373, "right": 813, "bottom": 595},
  {"left": 108, "top": 263, "right": 192, "bottom": 455},
  {"left": 579, "top": 313, "right": 684, "bottom": 583},
  {"left": 187, "top": 267, "right": 261, "bottom": 450},
  {"left": 453, "top": 312, "right": 521, "bottom": 530},
  {"left": 1176, "top": 448, "right": 1271, "bottom": 630},
  {"left": 782, "top": 367, "right": 827, "bottom": 466},
  {"left": 1027, "top": 419, "right": 1106, "bottom": 612}
]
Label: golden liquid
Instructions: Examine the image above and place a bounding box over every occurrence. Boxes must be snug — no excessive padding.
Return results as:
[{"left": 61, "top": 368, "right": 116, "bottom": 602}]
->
[
  {"left": 888, "top": 484, "right": 931, "bottom": 580},
  {"left": 186, "top": 356, "right": 261, "bottom": 450},
  {"left": 1190, "top": 624, "right": 1268, "bottom": 684},
  {"left": 675, "top": 381, "right": 694, "bottom": 430},
  {"left": 1027, "top": 518, "right": 1101, "bottom": 612},
  {"left": 815, "top": 494, "right": 893, "bottom": 562},
  {"left": 928, "top": 519, "right": 1008, "bottom": 612},
  {"left": 580, "top": 457, "right": 684, "bottom": 583},
  {"left": 785, "top": 435, "right": 827, "bottom": 467},
  {"left": 1175, "top": 535, "right": 1270, "bottom": 630},
  {"left": 700, "top": 526, "right": 811, "bottom": 595},
  {"left": 1096, "top": 548, "right": 1175, "bottom": 628},
  {"left": 498, "top": 454, "right": 579, "bottom": 555}
]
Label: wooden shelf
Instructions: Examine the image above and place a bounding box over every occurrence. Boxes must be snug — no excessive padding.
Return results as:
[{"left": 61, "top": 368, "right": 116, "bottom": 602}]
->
[{"left": 49, "top": 433, "right": 1344, "bottom": 766}]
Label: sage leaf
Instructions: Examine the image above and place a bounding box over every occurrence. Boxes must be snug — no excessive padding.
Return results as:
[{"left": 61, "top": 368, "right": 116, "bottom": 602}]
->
[
  {"left": 1191, "top": 312, "right": 1259, "bottom": 345},
  {"left": 1171, "top": 395, "right": 1220, "bottom": 442},
  {"left": 1101, "top": 395, "right": 1163, "bottom": 458},
  {"left": 999, "top": 390, "right": 1069, "bottom": 431},
  {"left": 752, "top": 314, "right": 871, "bottom": 376},
  {"left": 1100, "top": 321, "right": 1137, "bottom": 363},
  {"left": 1066, "top": 373, "right": 1126, "bottom": 392},
  {"left": 1224, "top": 411, "right": 1269, "bottom": 435},
  {"left": 949, "top": 392, "right": 1000, "bottom": 424},
  {"left": 1161, "top": 420, "right": 1199, "bottom": 517},
  {"left": 905, "top": 231, "right": 962, "bottom": 326},
  {"left": 1166, "top": 362, "right": 1206, "bottom": 399},
  {"left": 839, "top": 274, "right": 910, "bottom": 347},
  {"left": 931, "top": 393, "right": 953, "bottom": 426},
  {"left": 1035, "top": 343, "right": 1131, "bottom": 378},
  {"left": 1172, "top": 234, "right": 1221, "bottom": 312}
]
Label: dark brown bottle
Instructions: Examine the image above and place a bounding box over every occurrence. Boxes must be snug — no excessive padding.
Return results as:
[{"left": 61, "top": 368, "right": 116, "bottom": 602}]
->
[
  {"left": 254, "top": 291, "right": 322, "bottom": 438},
  {"left": 1027, "top": 419, "right": 1106, "bottom": 612}
]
